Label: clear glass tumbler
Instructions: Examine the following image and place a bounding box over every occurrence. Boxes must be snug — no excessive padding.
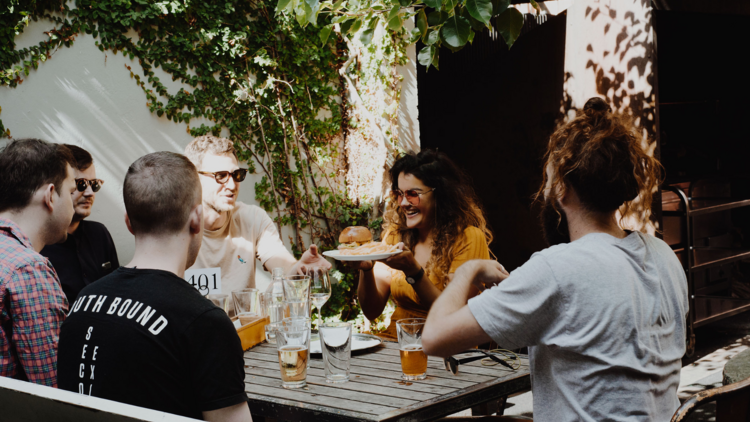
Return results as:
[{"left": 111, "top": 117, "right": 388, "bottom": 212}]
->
[
  {"left": 232, "top": 288, "right": 259, "bottom": 325},
  {"left": 282, "top": 275, "right": 310, "bottom": 301},
  {"left": 284, "top": 299, "right": 311, "bottom": 319},
  {"left": 318, "top": 322, "right": 352, "bottom": 383},
  {"left": 396, "top": 318, "right": 428, "bottom": 380},
  {"left": 260, "top": 292, "right": 285, "bottom": 323},
  {"left": 265, "top": 321, "right": 283, "bottom": 344},
  {"left": 274, "top": 324, "right": 311, "bottom": 389}
]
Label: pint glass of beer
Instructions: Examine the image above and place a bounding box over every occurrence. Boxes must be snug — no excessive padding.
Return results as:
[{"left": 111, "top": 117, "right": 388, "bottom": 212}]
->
[
  {"left": 396, "top": 318, "right": 428, "bottom": 380},
  {"left": 274, "top": 324, "right": 310, "bottom": 389}
]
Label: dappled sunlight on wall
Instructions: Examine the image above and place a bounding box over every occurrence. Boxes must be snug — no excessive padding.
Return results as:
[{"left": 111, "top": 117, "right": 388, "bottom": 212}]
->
[{"left": 563, "top": 0, "right": 659, "bottom": 234}]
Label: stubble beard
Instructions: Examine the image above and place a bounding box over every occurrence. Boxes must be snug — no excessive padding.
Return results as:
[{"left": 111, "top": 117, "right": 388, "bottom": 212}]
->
[{"left": 541, "top": 197, "right": 571, "bottom": 247}]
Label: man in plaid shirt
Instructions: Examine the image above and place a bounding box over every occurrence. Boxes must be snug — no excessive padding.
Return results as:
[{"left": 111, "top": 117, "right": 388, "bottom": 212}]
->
[{"left": 1, "top": 138, "right": 78, "bottom": 387}]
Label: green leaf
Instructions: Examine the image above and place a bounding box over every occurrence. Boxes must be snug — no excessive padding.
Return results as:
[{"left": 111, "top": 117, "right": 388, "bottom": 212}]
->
[
  {"left": 276, "top": 0, "right": 293, "bottom": 13},
  {"left": 388, "top": 5, "right": 401, "bottom": 21},
  {"left": 424, "top": 0, "right": 441, "bottom": 9},
  {"left": 427, "top": 11, "right": 448, "bottom": 25},
  {"left": 418, "top": 45, "right": 435, "bottom": 67},
  {"left": 461, "top": 6, "right": 486, "bottom": 31},
  {"left": 319, "top": 24, "right": 333, "bottom": 46},
  {"left": 491, "top": 0, "right": 510, "bottom": 16},
  {"left": 388, "top": 15, "right": 403, "bottom": 31},
  {"left": 359, "top": 19, "right": 377, "bottom": 44},
  {"left": 416, "top": 9, "right": 427, "bottom": 36},
  {"left": 496, "top": 7, "right": 523, "bottom": 48},
  {"left": 424, "top": 28, "right": 440, "bottom": 45},
  {"left": 465, "top": 0, "right": 492, "bottom": 24},
  {"left": 340, "top": 18, "right": 355, "bottom": 33},
  {"left": 408, "top": 26, "right": 422, "bottom": 43},
  {"left": 294, "top": 1, "right": 308, "bottom": 27},
  {"left": 306, "top": 0, "right": 321, "bottom": 26},
  {"left": 431, "top": 46, "right": 440, "bottom": 70},
  {"left": 442, "top": 0, "right": 458, "bottom": 11},
  {"left": 387, "top": 5, "right": 402, "bottom": 31},
  {"left": 399, "top": 0, "right": 412, "bottom": 6},
  {"left": 440, "top": 15, "right": 471, "bottom": 48},
  {"left": 350, "top": 17, "right": 363, "bottom": 33}
]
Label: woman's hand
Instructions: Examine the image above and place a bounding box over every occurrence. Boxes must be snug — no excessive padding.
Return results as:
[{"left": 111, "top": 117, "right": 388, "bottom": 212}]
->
[
  {"left": 381, "top": 243, "right": 421, "bottom": 276},
  {"left": 347, "top": 260, "right": 374, "bottom": 271},
  {"left": 457, "top": 260, "right": 509, "bottom": 291}
]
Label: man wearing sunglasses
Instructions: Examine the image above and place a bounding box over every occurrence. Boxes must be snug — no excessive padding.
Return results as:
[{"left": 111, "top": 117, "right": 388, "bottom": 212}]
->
[
  {"left": 185, "top": 136, "right": 330, "bottom": 306},
  {"left": 41, "top": 145, "right": 119, "bottom": 303}
]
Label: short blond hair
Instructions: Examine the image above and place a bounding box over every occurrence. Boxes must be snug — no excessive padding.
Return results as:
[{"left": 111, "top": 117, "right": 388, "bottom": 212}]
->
[{"left": 184, "top": 135, "right": 237, "bottom": 169}]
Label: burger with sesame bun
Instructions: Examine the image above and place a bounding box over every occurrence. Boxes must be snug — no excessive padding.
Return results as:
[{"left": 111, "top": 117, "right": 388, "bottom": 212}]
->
[{"left": 338, "top": 226, "right": 373, "bottom": 250}]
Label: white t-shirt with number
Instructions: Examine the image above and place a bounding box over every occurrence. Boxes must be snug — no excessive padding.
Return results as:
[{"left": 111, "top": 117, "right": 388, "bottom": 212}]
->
[{"left": 189, "top": 202, "right": 290, "bottom": 296}]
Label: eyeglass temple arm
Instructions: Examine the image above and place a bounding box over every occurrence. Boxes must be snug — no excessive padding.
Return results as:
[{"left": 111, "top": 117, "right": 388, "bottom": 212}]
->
[{"left": 452, "top": 350, "right": 514, "bottom": 369}]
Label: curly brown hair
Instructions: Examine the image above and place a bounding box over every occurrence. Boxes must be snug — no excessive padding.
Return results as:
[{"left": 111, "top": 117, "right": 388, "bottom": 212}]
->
[
  {"left": 535, "top": 97, "right": 663, "bottom": 229},
  {"left": 383, "top": 150, "right": 493, "bottom": 280}
]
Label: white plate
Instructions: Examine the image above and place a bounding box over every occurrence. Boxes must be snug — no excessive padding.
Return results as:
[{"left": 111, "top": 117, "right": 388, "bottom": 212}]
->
[
  {"left": 322, "top": 250, "right": 402, "bottom": 261},
  {"left": 310, "top": 333, "right": 383, "bottom": 354}
]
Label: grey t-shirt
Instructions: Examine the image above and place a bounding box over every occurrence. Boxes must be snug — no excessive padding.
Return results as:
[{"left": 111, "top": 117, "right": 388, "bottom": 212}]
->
[{"left": 468, "top": 232, "right": 688, "bottom": 422}]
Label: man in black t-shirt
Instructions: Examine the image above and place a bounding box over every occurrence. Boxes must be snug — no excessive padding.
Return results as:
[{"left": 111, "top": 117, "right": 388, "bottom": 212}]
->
[
  {"left": 57, "top": 152, "right": 251, "bottom": 421},
  {"left": 42, "top": 145, "right": 119, "bottom": 303}
]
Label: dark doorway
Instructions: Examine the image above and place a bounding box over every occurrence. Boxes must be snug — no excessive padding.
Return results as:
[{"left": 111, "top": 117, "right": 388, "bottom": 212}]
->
[{"left": 417, "top": 13, "right": 567, "bottom": 271}]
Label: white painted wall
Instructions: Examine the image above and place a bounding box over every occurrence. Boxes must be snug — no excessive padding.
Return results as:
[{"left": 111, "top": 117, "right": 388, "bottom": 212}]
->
[{"left": 0, "top": 17, "right": 419, "bottom": 286}]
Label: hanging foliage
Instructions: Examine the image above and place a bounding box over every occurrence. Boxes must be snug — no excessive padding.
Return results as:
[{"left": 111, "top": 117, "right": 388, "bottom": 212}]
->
[{"left": 276, "top": 0, "right": 534, "bottom": 69}]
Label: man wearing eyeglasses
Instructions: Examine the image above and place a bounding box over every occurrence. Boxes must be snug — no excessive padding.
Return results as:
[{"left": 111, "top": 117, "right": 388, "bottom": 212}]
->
[
  {"left": 41, "top": 145, "right": 119, "bottom": 303},
  {"left": 185, "top": 136, "right": 330, "bottom": 305}
]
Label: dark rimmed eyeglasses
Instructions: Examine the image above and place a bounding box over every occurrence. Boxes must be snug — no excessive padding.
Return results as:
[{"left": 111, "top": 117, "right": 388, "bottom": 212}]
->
[
  {"left": 391, "top": 188, "right": 436, "bottom": 206},
  {"left": 198, "top": 169, "right": 248, "bottom": 184},
  {"left": 76, "top": 178, "right": 104, "bottom": 193},
  {"left": 443, "top": 349, "right": 517, "bottom": 375}
]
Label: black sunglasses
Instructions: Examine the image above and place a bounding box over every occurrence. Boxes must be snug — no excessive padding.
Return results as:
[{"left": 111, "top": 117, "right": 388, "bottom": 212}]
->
[
  {"left": 76, "top": 178, "right": 104, "bottom": 193},
  {"left": 198, "top": 169, "right": 248, "bottom": 184},
  {"left": 443, "top": 349, "right": 516, "bottom": 375}
]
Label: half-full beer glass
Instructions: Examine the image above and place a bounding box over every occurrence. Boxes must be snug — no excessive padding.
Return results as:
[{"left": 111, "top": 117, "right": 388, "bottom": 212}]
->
[
  {"left": 274, "top": 324, "right": 310, "bottom": 389},
  {"left": 396, "top": 318, "right": 428, "bottom": 380}
]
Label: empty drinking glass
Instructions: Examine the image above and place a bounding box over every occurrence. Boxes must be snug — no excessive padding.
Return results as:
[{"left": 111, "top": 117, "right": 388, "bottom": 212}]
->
[
  {"left": 284, "top": 298, "right": 311, "bottom": 319},
  {"left": 318, "top": 322, "right": 352, "bottom": 383},
  {"left": 265, "top": 321, "right": 283, "bottom": 344},
  {"left": 260, "top": 292, "right": 285, "bottom": 323},
  {"left": 232, "top": 288, "right": 259, "bottom": 324},
  {"left": 396, "top": 318, "right": 428, "bottom": 380},
  {"left": 282, "top": 275, "right": 310, "bottom": 301}
]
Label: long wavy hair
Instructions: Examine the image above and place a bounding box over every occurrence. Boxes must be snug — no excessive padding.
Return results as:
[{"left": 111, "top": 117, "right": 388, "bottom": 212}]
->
[
  {"left": 535, "top": 97, "right": 663, "bottom": 228},
  {"left": 384, "top": 150, "right": 493, "bottom": 281}
]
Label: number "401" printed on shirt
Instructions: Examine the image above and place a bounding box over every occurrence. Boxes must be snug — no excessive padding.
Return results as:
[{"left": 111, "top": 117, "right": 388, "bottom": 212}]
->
[{"left": 184, "top": 267, "right": 222, "bottom": 295}]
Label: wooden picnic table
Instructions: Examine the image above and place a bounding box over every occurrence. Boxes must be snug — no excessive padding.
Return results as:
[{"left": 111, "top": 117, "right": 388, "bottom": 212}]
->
[{"left": 243, "top": 340, "right": 530, "bottom": 422}]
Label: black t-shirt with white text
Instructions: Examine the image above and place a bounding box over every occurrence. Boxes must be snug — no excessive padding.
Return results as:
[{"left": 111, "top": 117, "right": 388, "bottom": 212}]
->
[{"left": 57, "top": 267, "right": 247, "bottom": 419}]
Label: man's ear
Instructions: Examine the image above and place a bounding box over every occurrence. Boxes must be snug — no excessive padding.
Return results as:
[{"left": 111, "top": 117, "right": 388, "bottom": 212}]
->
[
  {"left": 124, "top": 212, "right": 135, "bottom": 235},
  {"left": 42, "top": 183, "right": 56, "bottom": 213},
  {"left": 189, "top": 204, "right": 202, "bottom": 235}
]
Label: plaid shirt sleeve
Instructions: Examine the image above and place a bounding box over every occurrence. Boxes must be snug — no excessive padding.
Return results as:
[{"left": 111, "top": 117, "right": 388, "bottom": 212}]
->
[{"left": 9, "top": 261, "right": 68, "bottom": 387}]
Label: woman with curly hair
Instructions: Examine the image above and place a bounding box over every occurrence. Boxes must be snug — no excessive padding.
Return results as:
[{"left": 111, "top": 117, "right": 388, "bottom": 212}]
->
[{"left": 355, "top": 149, "right": 495, "bottom": 339}]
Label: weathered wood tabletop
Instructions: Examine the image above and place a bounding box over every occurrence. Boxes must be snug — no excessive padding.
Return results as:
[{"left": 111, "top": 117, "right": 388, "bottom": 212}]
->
[{"left": 243, "top": 340, "right": 530, "bottom": 422}]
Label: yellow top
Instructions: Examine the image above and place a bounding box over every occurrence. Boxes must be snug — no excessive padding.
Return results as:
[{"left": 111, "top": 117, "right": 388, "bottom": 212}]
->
[{"left": 378, "top": 225, "right": 490, "bottom": 339}]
